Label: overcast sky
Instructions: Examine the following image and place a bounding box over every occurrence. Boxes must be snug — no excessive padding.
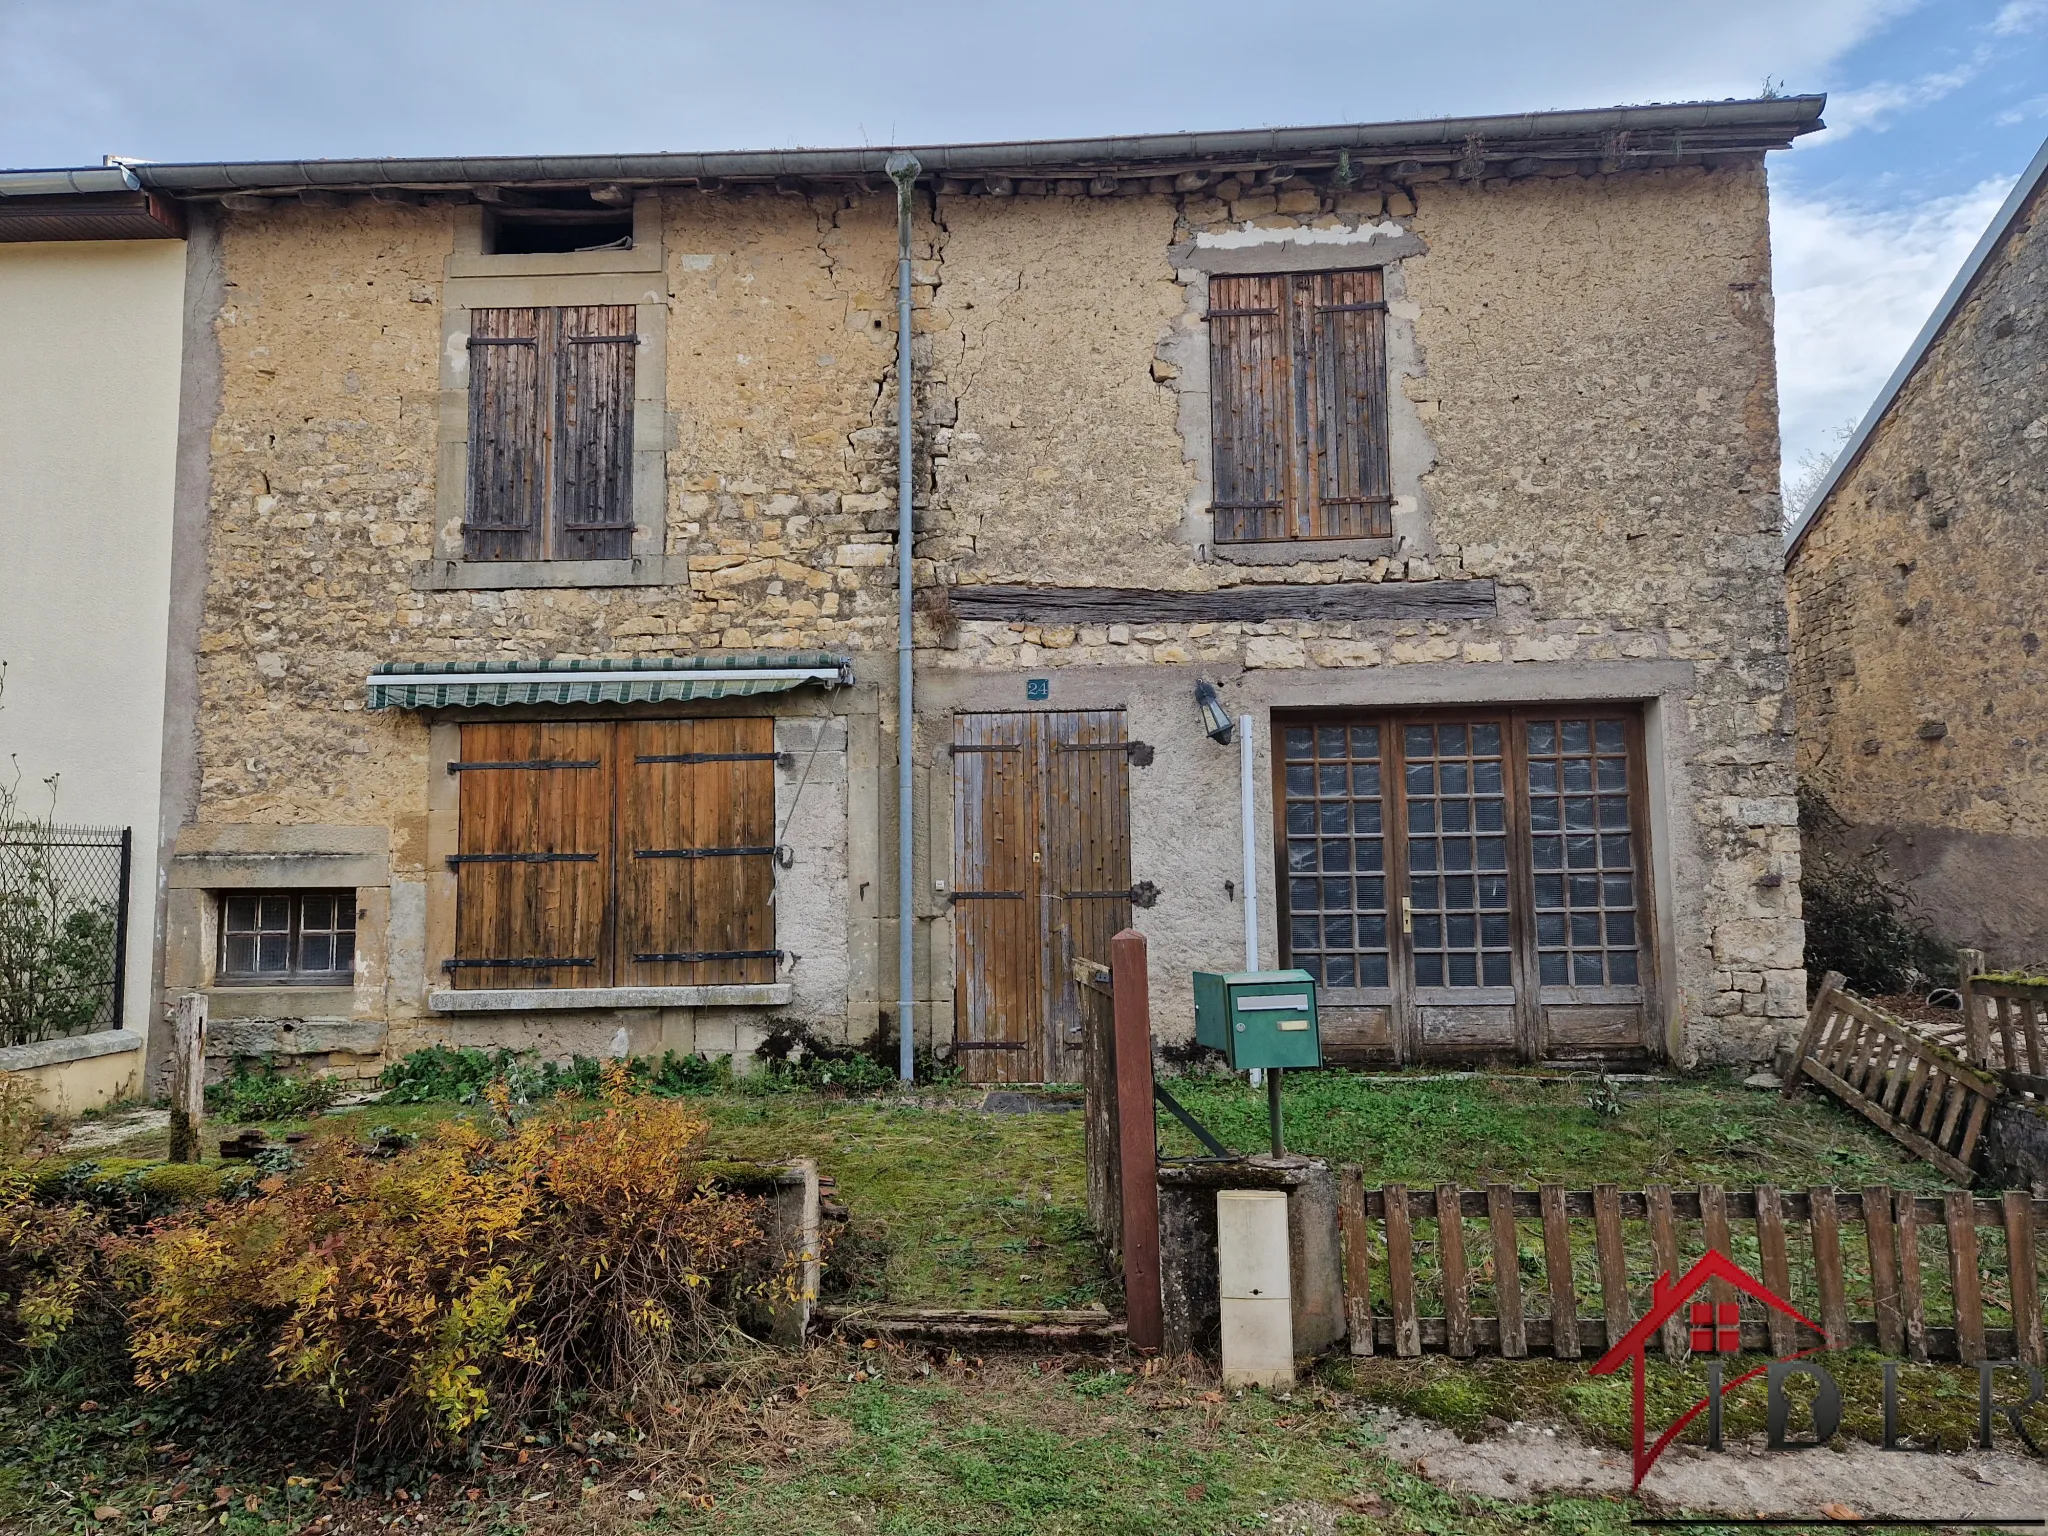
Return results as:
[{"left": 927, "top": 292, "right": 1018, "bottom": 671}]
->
[{"left": 4, "top": 0, "right": 2043, "bottom": 503}]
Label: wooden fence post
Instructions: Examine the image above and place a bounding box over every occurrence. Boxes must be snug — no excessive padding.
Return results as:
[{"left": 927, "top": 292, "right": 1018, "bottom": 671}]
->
[
  {"left": 1339, "top": 1167, "right": 1374, "bottom": 1357},
  {"left": 1109, "top": 929, "right": 1162, "bottom": 1354},
  {"left": 1957, "top": 948, "right": 1988, "bottom": 1069},
  {"left": 167, "top": 992, "right": 206, "bottom": 1164}
]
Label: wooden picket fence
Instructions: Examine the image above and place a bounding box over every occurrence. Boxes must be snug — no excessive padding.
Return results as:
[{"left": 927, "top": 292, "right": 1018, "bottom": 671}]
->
[
  {"left": 1959, "top": 967, "right": 2048, "bottom": 1102},
  {"left": 1337, "top": 1175, "right": 2047, "bottom": 1365},
  {"left": 1783, "top": 972, "right": 1998, "bottom": 1183}
]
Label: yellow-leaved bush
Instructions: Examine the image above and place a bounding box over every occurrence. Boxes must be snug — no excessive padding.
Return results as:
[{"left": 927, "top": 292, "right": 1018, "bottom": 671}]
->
[{"left": 120, "top": 1066, "right": 779, "bottom": 1447}]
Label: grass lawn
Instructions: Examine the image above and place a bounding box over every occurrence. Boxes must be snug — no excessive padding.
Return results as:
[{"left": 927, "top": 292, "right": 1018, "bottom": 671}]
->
[
  {"left": 0, "top": 1068, "right": 2000, "bottom": 1535},
  {"left": 1156, "top": 1067, "right": 1949, "bottom": 1192},
  {"left": 0, "top": 1341, "right": 1649, "bottom": 1535}
]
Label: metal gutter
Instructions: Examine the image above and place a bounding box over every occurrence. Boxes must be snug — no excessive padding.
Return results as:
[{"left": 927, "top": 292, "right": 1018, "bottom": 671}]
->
[
  {"left": 1784, "top": 130, "right": 2048, "bottom": 561},
  {"left": 0, "top": 98, "right": 1823, "bottom": 195},
  {"left": 0, "top": 165, "right": 141, "bottom": 195}
]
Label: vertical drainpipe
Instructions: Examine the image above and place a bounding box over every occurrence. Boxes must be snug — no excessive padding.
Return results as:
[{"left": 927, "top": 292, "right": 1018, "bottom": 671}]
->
[{"left": 887, "top": 151, "right": 922, "bottom": 1082}]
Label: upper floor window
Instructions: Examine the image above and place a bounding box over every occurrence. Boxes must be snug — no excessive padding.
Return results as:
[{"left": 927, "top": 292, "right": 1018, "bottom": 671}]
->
[
  {"left": 466, "top": 305, "right": 636, "bottom": 562},
  {"left": 1208, "top": 268, "right": 1391, "bottom": 545},
  {"left": 219, "top": 890, "right": 356, "bottom": 985}
]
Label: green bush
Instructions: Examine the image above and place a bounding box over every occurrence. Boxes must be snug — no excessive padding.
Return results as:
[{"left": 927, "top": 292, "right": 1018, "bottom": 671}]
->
[
  {"left": 380, "top": 1046, "right": 734, "bottom": 1105},
  {"left": 204, "top": 1059, "right": 346, "bottom": 1123}
]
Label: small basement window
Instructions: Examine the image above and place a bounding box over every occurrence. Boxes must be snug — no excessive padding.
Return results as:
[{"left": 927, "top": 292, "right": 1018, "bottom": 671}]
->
[
  {"left": 483, "top": 191, "right": 633, "bottom": 255},
  {"left": 218, "top": 890, "right": 357, "bottom": 985}
]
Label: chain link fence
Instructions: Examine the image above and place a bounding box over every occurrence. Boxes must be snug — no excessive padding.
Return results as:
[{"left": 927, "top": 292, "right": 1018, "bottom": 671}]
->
[{"left": 0, "top": 823, "right": 131, "bottom": 1047}]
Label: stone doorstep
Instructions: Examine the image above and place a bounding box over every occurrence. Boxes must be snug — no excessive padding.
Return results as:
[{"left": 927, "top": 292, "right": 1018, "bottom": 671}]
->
[{"left": 427, "top": 984, "right": 794, "bottom": 1012}]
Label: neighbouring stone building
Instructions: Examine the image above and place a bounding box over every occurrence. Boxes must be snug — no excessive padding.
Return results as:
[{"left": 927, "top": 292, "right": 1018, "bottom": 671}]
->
[
  {"left": 16, "top": 97, "right": 1819, "bottom": 1085},
  {"left": 1786, "top": 136, "right": 2048, "bottom": 967}
]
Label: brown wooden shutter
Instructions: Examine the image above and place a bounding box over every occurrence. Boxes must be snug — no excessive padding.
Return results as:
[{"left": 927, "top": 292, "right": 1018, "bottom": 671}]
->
[
  {"left": 464, "top": 308, "right": 548, "bottom": 561},
  {"left": 450, "top": 721, "right": 612, "bottom": 988},
  {"left": 1045, "top": 712, "right": 1133, "bottom": 1082},
  {"left": 617, "top": 718, "right": 778, "bottom": 987},
  {"left": 1208, "top": 274, "right": 1293, "bottom": 544},
  {"left": 1209, "top": 269, "right": 1391, "bottom": 544},
  {"left": 1304, "top": 268, "right": 1391, "bottom": 539},
  {"left": 554, "top": 304, "right": 637, "bottom": 561}
]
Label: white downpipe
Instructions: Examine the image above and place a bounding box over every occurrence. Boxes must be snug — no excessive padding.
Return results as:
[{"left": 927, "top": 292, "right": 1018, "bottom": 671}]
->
[{"left": 1240, "top": 714, "right": 1263, "bottom": 1090}]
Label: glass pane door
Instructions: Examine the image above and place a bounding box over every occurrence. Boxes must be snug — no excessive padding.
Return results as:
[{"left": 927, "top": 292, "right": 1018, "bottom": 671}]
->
[
  {"left": 1400, "top": 720, "right": 1513, "bottom": 989},
  {"left": 1281, "top": 723, "right": 1390, "bottom": 990}
]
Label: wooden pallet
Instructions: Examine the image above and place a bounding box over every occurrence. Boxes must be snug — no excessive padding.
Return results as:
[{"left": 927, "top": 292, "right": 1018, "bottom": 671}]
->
[{"left": 1785, "top": 971, "right": 1997, "bottom": 1183}]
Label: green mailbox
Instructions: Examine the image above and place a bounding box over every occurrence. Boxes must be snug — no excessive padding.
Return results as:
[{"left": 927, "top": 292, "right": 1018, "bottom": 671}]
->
[{"left": 1193, "top": 969, "right": 1321, "bottom": 1071}]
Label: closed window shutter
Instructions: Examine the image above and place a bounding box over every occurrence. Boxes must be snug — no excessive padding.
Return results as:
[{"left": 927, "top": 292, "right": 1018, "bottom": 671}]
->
[
  {"left": 1304, "top": 268, "right": 1391, "bottom": 539},
  {"left": 617, "top": 718, "right": 778, "bottom": 987},
  {"left": 554, "top": 304, "right": 637, "bottom": 561},
  {"left": 1208, "top": 274, "right": 1293, "bottom": 544},
  {"left": 450, "top": 722, "right": 612, "bottom": 988},
  {"left": 1209, "top": 269, "right": 1391, "bottom": 543},
  {"left": 464, "top": 308, "right": 548, "bottom": 561}
]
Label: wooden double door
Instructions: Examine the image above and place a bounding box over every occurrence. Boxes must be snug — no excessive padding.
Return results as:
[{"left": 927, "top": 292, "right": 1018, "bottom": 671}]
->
[
  {"left": 1277, "top": 709, "right": 1660, "bottom": 1065},
  {"left": 951, "top": 711, "right": 1133, "bottom": 1084}
]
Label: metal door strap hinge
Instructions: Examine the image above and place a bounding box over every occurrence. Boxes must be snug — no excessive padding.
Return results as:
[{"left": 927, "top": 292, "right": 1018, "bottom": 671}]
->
[
  {"left": 447, "top": 759, "right": 601, "bottom": 773},
  {"left": 447, "top": 851, "right": 598, "bottom": 866},
  {"left": 443, "top": 956, "right": 597, "bottom": 970},
  {"left": 633, "top": 846, "right": 776, "bottom": 859},
  {"left": 636, "top": 752, "right": 792, "bottom": 766},
  {"left": 631, "top": 949, "right": 784, "bottom": 964},
  {"left": 950, "top": 890, "right": 1024, "bottom": 900}
]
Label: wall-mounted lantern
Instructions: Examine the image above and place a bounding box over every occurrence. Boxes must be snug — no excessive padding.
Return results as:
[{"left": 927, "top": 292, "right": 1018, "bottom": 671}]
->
[{"left": 1195, "top": 680, "right": 1235, "bottom": 745}]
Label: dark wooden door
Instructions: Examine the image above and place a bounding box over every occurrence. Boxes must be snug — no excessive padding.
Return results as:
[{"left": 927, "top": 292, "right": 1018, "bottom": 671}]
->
[
  {"left": 1277, "top": 709, "right": 1657, "bottom": 1066},
  {"left": 952, "top": 711, "right": 1132, "bottom": 1084}
]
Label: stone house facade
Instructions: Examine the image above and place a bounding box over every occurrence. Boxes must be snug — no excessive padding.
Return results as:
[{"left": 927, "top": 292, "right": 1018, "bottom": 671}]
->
[
  {"left": 1786, "top": 136, "right": 2048, "bottom": 967},
  {"left": 109, "top": 97, "right": 1817, "bottom": 1083}
]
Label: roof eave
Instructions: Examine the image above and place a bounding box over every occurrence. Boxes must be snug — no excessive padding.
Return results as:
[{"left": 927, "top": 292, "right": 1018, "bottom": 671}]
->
[{"left": 0, "top": 97, "right": 1824, "bottom": 199}]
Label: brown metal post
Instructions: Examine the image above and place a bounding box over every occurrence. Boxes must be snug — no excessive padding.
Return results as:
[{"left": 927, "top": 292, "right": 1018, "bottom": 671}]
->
[{"left": 1110, "top": 928, "right": 1163, "bottom": 1353}]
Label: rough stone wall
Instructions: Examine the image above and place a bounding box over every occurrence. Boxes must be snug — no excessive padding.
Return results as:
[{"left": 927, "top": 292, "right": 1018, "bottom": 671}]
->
[
  {"left": 189, "top": 160, "right": 1802, "bottom": 1059},
  {"left": 1786, "top": 173, "right": 2048, "bottom": 964}
]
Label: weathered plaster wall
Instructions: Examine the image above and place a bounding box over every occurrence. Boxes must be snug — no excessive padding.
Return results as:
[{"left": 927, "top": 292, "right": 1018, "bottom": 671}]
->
[
  {"left": 185, "top": 160, "right": 1801, "bottom": 1063},
  {"left": 1787, "top": 175, "right": 2048, "bottom": 964}
]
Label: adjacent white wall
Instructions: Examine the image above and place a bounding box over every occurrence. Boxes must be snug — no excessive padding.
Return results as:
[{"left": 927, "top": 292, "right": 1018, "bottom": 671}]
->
[{"left": 0, "top": 239, "right": 187, "bottom": 1036}]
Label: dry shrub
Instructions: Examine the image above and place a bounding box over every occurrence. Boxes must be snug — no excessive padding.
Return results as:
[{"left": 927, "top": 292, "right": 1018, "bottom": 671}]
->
[
  {"left": 122, "top": 1065, "right": 783, "bottom": 1449},
  {"left": 0, "top": 1161, "right": 118, "bottom": 1361}
]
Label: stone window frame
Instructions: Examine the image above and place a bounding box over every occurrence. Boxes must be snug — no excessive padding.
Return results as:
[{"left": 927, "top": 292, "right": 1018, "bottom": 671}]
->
[
  {"left": 164, "top": 825, "right": 390, "bottom": 1024},
  {"left": 418, "top": 196, "right": 678, "bottom": 592},
  {"left": 1162, "top": 229, "right": 1438, "bottom": 567}
]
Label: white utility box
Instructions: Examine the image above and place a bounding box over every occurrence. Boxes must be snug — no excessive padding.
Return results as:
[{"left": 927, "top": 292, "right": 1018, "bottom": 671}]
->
[{"left": 1217, "top": 1188, "right": 1293, "bottom": 1388}]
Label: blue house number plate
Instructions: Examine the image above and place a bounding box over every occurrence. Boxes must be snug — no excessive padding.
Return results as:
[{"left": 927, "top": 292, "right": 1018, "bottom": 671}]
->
[{"left": 1025, "top": 677, "right": 1050, "bottom": 701}]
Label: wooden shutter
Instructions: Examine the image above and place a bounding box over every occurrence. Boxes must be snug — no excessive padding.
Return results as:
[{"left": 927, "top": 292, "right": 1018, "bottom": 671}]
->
[
  {"left": 1208, "top": 269, "right": 1390, "bottom": 544},
  {"left": 554, "top": 304, "right": 637, "bottom": 561},
  {"left": 1208, "top": 274, "right": 1293, "bottom": 544},
  {"left": 617, "top": 718, "right": 778, "bottom": 987},
  {"left": 464, "top": 308, "right": 548, "bottom": 561},
  {"left": 450, "top": 722, "right": 612, "bottom": 988},
  {"left": 1304, "top": 268, "right": 1391, "bottom": 539}
]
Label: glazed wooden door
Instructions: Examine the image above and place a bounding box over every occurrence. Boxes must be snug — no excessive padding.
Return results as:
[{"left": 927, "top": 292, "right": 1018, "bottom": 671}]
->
[
  {"left": 1277, "top": 709, "right": 1656, "bottom": 1065},
  {"left": 952, "top": 711, "right": 1132, "bottom": 1084}
]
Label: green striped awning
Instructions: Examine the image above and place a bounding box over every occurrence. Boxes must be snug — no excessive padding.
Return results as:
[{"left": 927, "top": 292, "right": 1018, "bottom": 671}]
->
[{"left": 367, "top": 654, "right": 852, "bottom": 711}]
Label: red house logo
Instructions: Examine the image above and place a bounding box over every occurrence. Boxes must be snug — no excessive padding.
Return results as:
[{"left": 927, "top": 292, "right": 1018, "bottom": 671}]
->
[{"left": 1589, "top": 1249, "right": 1825, "bottom": 1489}]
